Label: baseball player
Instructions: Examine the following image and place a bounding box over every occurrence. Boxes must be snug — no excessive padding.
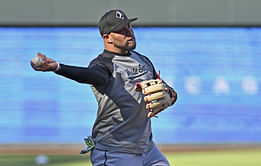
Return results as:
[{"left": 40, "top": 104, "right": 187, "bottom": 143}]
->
[{"left": 31, "top": 9, "right": 177, "bottom": 166}]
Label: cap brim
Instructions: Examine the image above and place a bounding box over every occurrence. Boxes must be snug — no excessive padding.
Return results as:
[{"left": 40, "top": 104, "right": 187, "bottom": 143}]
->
[{"left": 111, "top": 17, "right": 137, "bottom": 32}]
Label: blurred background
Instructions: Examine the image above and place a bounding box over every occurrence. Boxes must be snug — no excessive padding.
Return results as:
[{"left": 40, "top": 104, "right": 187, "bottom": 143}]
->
[{"left": 0, "top": 0, "right": 261, "bottom": 166}]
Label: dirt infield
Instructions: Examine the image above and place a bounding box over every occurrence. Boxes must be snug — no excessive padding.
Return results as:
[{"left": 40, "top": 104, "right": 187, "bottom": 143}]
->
[{"left": 1, "top": 144, "right": 260, "bottom": 155}]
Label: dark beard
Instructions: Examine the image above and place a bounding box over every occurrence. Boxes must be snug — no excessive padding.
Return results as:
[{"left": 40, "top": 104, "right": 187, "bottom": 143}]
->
[
  {"left": 115, "top": 41, "right": 136, "bottom": 51},
  {"left": 125, "top": 43, "right": 136, "bottom": 51}
]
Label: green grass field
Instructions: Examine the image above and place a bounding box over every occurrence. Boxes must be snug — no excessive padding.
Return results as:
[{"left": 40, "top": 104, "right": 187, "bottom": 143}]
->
[{"left": 1, "top": 149, "right": 261, "bottom": 166}]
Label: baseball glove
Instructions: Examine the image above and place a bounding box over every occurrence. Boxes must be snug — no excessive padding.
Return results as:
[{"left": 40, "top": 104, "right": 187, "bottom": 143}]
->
[{"left": 135, "top": 78, "right": 175, "bottom": 118}]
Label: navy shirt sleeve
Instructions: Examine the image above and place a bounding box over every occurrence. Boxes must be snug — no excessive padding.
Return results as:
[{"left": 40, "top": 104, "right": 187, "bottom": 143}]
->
[{"left": 55, "top": 64, "right": 110, "bottom": 86}]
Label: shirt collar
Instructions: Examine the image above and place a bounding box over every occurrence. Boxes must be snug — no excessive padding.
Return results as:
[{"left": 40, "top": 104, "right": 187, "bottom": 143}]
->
[{"left": 103, "top": 49, "right": 131, "bottom": 56}]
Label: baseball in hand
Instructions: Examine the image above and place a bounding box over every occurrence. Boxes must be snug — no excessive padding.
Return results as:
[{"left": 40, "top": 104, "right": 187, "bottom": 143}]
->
[{"left": 31, "top": 56, "right": 43, "bottom": 67}]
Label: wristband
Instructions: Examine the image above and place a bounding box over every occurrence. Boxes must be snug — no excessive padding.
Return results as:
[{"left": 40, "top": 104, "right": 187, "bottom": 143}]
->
[{"left": 54, "top": 63, "right": 60, "bottom": 72}]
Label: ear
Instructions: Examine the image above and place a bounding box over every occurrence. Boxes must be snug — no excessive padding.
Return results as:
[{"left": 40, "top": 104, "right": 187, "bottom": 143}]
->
[{"left": 103, "top": 34, "right": 113, "bottom": 44}]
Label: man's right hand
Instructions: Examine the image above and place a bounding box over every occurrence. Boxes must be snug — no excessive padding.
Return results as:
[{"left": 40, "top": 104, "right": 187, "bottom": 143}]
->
[{"left": 30, "top": 53, "right": 59, "bottom": 72}]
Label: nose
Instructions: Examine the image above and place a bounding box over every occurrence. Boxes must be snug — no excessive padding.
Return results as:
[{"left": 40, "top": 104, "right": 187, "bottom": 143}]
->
[{"left": 126, "top": 27, "right": 134, "bottom": 37}]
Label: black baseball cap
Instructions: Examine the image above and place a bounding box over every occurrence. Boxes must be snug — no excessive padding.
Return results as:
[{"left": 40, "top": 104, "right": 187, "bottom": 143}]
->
[{"left": 98, "top": 10, "right": 137, "bottom": 36}]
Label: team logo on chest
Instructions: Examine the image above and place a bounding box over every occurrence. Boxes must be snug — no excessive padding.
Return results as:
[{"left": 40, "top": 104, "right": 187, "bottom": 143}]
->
[{"left": 124, "top": 64, "right": 148, "bottom": 77}]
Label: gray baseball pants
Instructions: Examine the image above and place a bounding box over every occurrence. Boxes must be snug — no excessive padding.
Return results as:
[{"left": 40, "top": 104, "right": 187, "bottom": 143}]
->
[{"left": 90, "top": 144, "right": 170, "bottom": 166}]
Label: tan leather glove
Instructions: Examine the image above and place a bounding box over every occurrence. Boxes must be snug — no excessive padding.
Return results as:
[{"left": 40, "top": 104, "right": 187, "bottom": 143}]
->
[{"left": 135, "top": 78, "right": 176, "bottom": 118}]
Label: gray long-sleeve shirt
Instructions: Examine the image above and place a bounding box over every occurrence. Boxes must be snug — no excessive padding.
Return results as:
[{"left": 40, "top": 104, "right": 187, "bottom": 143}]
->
[{"left": 56, "top": 50, "right": 160, "bottom": 154}]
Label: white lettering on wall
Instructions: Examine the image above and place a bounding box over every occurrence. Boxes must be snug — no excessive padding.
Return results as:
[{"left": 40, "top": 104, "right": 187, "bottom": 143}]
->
[
  {"left": 185, "top": 76, "right": 201, "bottom": 95},
  {"left": 242, "top": 76, "right": 258, "bottom": 94},
  {"left": 213, "top": 77, "right": 230, "bottom": 94}
]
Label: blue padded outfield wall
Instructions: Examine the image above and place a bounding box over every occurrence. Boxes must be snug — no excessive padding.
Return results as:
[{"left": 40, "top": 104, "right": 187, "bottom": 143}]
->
[{"left": 0, "top": 27, "right": 260, "bottom": 144}]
